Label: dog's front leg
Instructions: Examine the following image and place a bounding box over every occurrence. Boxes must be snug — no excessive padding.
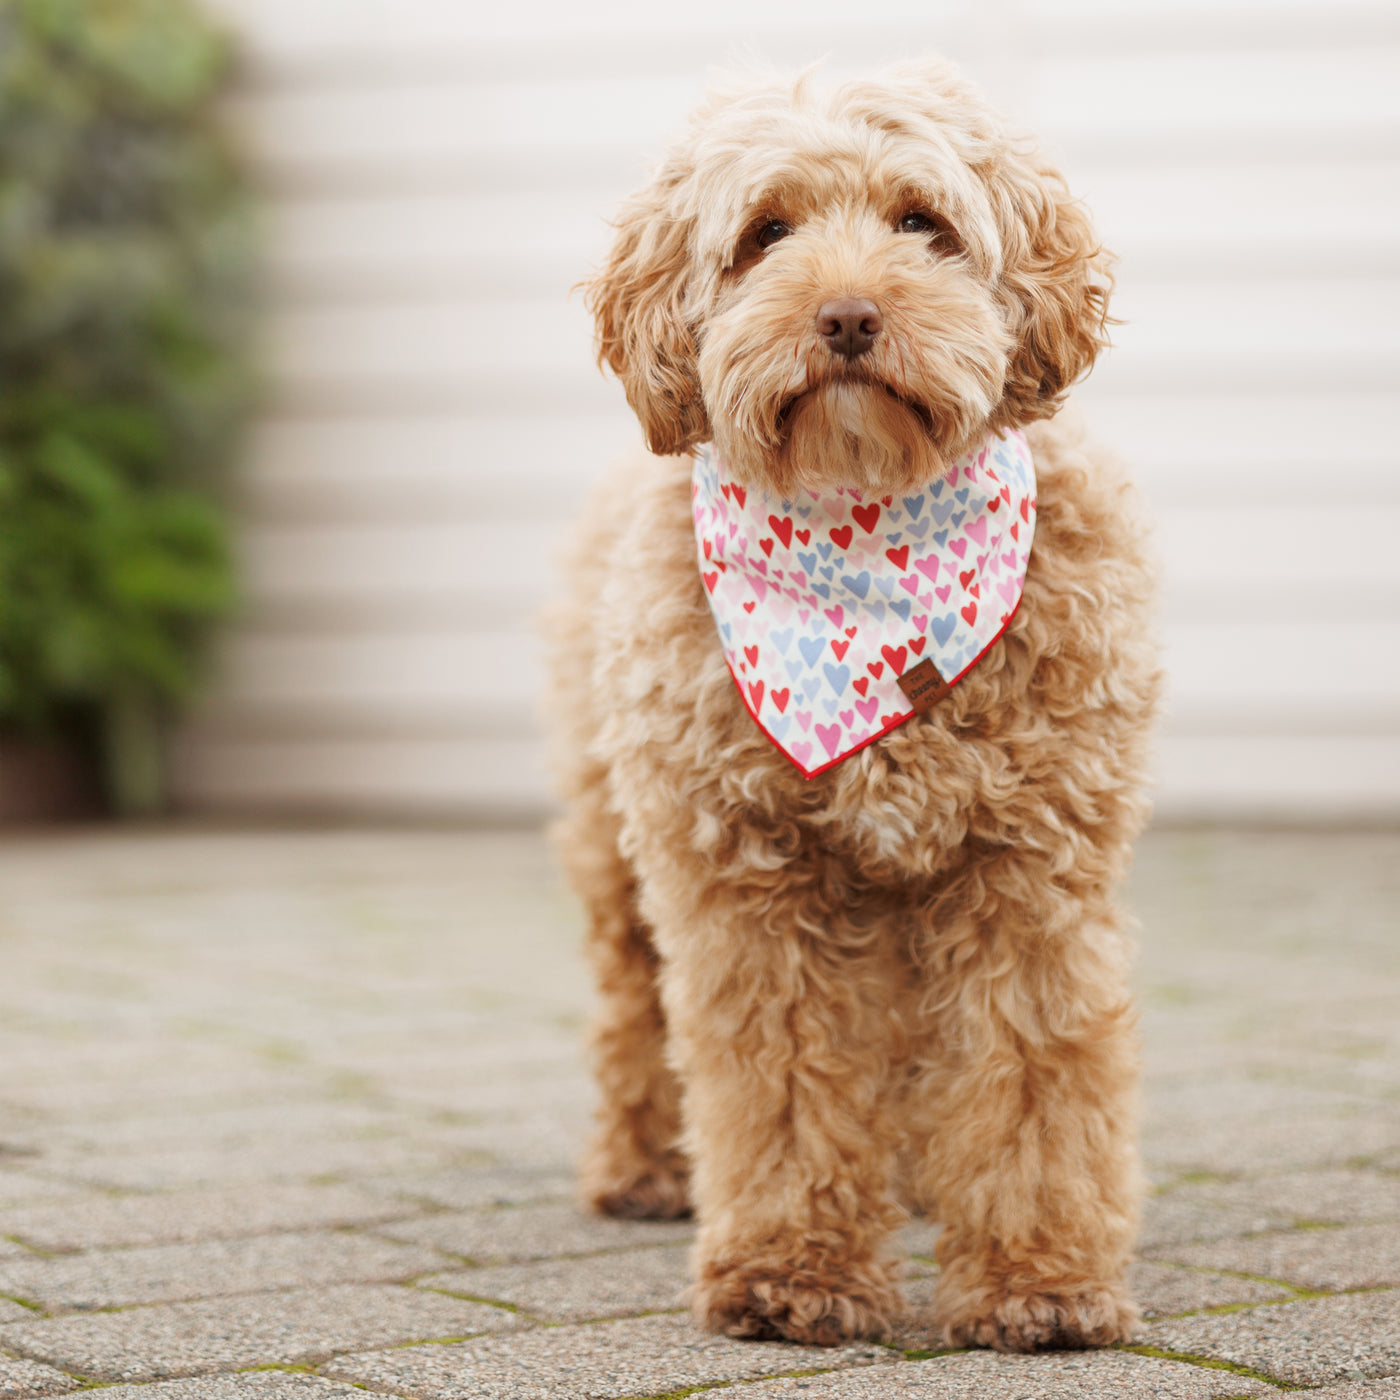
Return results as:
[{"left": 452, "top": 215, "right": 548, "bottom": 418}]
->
[
  {"left": 645, "top": 876, "right": 906, "bottom": 1346},
  {"left": 913, "top": 847, "right": 1142, "bottom": 1352}
]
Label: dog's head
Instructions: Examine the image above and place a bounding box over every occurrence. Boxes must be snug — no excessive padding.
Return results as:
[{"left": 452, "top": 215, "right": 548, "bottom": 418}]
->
[{"left": 586, "top": 59, "right": 1112, "bottom": 495}]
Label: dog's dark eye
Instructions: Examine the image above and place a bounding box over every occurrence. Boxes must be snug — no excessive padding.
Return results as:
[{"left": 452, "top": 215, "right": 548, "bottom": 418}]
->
[
  {"left": 756, "top": 220, "right": 791, "bottom": 249},
  {"left": 898, "top": 212, "right": 937, "bottom": 235}
]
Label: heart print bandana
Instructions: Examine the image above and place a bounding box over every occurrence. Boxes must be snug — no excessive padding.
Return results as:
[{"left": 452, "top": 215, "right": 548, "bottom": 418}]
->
[{"left": 693, "top": 428, "right": 1037, "bottom": 778}]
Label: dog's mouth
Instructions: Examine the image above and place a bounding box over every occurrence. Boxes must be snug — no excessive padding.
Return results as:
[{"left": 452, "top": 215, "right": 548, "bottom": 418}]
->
[{"left": 776, "top": 376, "right": 937, "bottom": 439}]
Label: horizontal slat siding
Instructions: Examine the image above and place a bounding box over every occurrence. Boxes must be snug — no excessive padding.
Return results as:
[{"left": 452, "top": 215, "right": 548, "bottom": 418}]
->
[{"left": 173, "top": 0, "right": 1400, "bottom": 819}]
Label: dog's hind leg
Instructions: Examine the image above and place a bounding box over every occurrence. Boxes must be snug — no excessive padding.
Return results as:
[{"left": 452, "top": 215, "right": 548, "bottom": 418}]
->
[
  {"left": 554, "top": 780, "right": 690, "bottom": 1220},
  {"left": 911, "top": 844, "right": 1141, "bottom": 1352}
]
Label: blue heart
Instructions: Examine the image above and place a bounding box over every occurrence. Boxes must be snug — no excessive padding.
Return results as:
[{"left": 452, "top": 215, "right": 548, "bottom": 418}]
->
[
  {"left": 802, "top": 675, "right": 822, "bottom": 700},
  {"left": 795, "top": 502, "right": 812, "bottom": 518},
  {"left": 886, "top": 511, "right": 903, "bottom": 525},
  {"left": 951, "top": 512, "right": 966, "bottom": 528},
  {"left": 822, "top": 697, "right": 840, "bottom": 717},
  {"left": 931, "top": 613, "right": 958, "bottom": 646},
  {"left": 932, "top": 530, "right": 948, "bottom": 548},
  {"left": 874, "top": 576, "right": 895, "bottom": 598},
  {"left": 904, "top": 495, "right": 925, "bottom": 518},
  {"left": 890, "top": 598, "right": 911, "bottom": 622},
  {"left": 816, "top": 542, "right": 833, "bottom": 561},
  {"left": 785, "top": 658, "right": 804, "bottom": 680},
  {"left": 906, "top": 518, "right": 930, "bottom": 539},
  {"left": 823, "top": 662, "right": 850, "bottom": 696},
  {"left": 864, "top": 601, "right": 886, "bottom": 622},
  {"left": 955, "top": 488, "right": 969, "bottom": 505},
  {"left": 798, "top": 636, "right": 827, "bottom": 669},
  {"left": 767, "top": 715, "right": 792, "bottom": 741},
  {"left": 887, "top": 532, "right": 902, "bottom": 546},
  {"left": 931, "top": 499, "right": 958, "bottom": 526},
  {"left": 811, "top": 582, "right": 830, "bottom": 599},
  {"left": 819, "top": 565, "right": 835, "bottom": 581},
  {"left": 841, "top": 570, "right": 871, "bottom": 599},
  {"left": 770, "top": 627, "right": 793, "bottom": 655},
  {"left": 720, "top": 623, "right": 731, "bottom": 640},
  {"left": 797, "top": 551, "right": 817, "bottom": 576}
]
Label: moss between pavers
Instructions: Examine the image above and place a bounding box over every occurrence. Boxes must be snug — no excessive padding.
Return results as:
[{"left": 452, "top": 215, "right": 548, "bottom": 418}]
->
[{"left": 1117, "top": 1342, "right": 1298, "bottom": 1390}]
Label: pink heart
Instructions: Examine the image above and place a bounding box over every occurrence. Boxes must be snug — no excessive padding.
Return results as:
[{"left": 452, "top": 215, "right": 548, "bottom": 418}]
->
[
  {"left": 856, "top": 696, "right": 880, "bottom": 722},
  {"left": 935, "top": 585, "right": 951, "bottom": 602},
  {"left": 791, "top": 741, "right": 813, "bottom": 767},
  {"left": 816, "top": 723, "right": 843, "bottom": 758}
]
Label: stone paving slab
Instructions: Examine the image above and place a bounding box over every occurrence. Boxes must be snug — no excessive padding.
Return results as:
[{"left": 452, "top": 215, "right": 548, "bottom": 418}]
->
[
  {"left": 1128, "top": 1261, "right": 1294, "bottom": 1318},
  {"left": 1140, "top": 1169, "right": 1400, "bottom": 1250},
  {"left": 1302, "top": 1381, "right": 1400, "bottom": 1398},
  {"left": 0, "top": 1231, "right": 451, "bottom": 1311},
  {"left": 0, "top": 1175, "right": 82, "bottom": 1211},
  {"left": 422, "top": 1243, "right": 691, "bottom": 1323},
  {"left": 700, "top": 1350, "right": 1276, "bottom": 1398},
  {"left": 1147, "top": 1289, "right": 1400, "bottom": 1387},
  {"left": 380, "top": 1202, "right": 695, "bottom": 1264},
  {"left": 322, "top": 1312, "right": 891, "bottom": 1400},
  {"left": 0, "top": 1284, "right": 523, "bottom": 1382},
  {"left": 1163, "top": 1222, "right": 1400, "bottom": 1292},
  {"left": 0, "top": 1182, "right": 417, "bottom": 1253},
  {"left": 0, "top": 1355, "right": 74, "bottom": 1398},
  {"left": 0, "top": 1306, "right": 37, "bottom": 1326},
  {"left": 34, "top": 1138, "right": 455, "bottom": 1193},
  {"left": 363, "top": 1164, "right": 577, "bottom": 1211},
  {"left": 89, "top": 1377, "right": 385, "bottom": 1400}
]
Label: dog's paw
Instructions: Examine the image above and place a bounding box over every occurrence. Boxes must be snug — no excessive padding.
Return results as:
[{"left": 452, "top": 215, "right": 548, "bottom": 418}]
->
[
  {"left": 937, "top": 1282, "right": 1139, "bottom": 1353},
  {"left": 582, "top": 1155, "right": 692, "bottom": 1220},
  {"left": 691, "top": 1260, "right": 898, "bottom": 1346}
]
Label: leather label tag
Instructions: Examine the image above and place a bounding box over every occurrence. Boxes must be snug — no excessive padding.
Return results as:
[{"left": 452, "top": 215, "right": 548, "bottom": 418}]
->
[{"left": 896, "top": 657, "right": 952, "bottom": 713}]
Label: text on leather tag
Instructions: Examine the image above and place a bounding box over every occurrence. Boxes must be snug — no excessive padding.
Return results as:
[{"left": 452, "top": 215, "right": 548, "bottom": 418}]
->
[{"left": 896, "top": 657, "right": 952, "bottom": 713}]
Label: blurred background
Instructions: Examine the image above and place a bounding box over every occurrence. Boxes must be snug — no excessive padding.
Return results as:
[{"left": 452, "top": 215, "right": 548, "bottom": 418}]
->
[{"left": 4, "top": 0, "right": 1398, "bottom": 825}]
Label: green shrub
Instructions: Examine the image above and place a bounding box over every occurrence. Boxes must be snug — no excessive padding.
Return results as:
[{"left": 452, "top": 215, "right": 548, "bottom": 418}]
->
[{"left": 0, "top": 0, "right": 255, "bottom": 814}]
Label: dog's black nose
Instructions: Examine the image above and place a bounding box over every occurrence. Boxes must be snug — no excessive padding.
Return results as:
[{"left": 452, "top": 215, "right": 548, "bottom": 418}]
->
[{"left": 817, "top": 298, "right": 883, "bottom": 360}]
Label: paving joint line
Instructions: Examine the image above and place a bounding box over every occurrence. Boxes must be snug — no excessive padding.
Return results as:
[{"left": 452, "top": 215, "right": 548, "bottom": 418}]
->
[{"left": 1115, "top": 1342, "right": 1300, "bottom": 1390}]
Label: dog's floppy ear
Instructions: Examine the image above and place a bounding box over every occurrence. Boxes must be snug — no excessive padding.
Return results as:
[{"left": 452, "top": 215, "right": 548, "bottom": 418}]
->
[
  {"left": 985, "top": 151, "right": 1114, "bottom": 428},
  {"left": 584, "top": 176, "right": 709, "bottom": 457}
]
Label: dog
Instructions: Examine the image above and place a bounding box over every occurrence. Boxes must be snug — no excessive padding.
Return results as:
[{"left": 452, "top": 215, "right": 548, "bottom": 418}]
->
[{"left": 544, "top": 58, "right": 1160, "bottom": 1353}]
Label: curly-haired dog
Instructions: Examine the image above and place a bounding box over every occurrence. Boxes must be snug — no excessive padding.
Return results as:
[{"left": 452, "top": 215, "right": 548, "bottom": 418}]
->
[{"left": 545, "top": 59, "right": 1160, "bottom": 1353}]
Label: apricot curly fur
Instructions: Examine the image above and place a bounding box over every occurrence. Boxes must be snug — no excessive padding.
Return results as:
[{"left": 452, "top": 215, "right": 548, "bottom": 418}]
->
[{"left": 545, "top": 56, "right": 1160, "bottom": 1353}]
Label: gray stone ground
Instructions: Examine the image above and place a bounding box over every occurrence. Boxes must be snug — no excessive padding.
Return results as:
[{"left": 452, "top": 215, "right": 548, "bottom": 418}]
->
[{"left": 0, "top": 825, "right": 1398, "bottom": 1398}]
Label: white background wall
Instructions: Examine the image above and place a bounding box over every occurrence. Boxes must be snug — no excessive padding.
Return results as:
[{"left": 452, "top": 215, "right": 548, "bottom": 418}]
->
[{"left": 175, "top": 0, "right": 1400, "bottom": 821}]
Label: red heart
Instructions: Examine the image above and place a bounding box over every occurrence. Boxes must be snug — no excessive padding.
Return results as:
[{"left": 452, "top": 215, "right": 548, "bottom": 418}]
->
[
  {"left": 881, "top": 644, "right": 907, "bottom": 675},
  {"left": 959, "top": 569, "right": 976, "bottom": 589},
  {"left": 987, "top": 497, "right": 1000, "bottom": 512},
  {"left": 1010, "top": 522, "right": 1019, "bottom": 541},
  {"left": 885, "top": 545, "right": 909, "bottom": 569},
  {"left": 845, "top": 626, "right": 857, "bottom": 638},
  {"left": 1001, "top": 485, "right": 1011, "bottom": 504},
  {"left": 744, "top": 646, "right": 759, "bottom": 666},
  {"left": 771, "top": 687, "right": 789, "bottom": 713},
  {"left": 748, "top": 679, "right": 764, "bottom": 710},
  {"left": 759, "top": 538, "right": 774, "bottom": 557},
  {"left": 702, "top": 539, "right": 712, "bottom": 559},
  {"left": 969, "top": 583, "right": 980, "bottom": 599},
  {"left": 867, "top": 662, "right": 884, "bottom": 679},
  {"left": 795, "top": 528, "right": 811, "bottom": 544},
  {"left": 909, "top": 637, "right": 926, "bottom": 655},
  {"left": 852, "top": 502, "right": 881, "bottom": 534},
  {"left": 768, "top": 515, "right": 793, "bottom": 548},
  {"left": 881, "top": 495, "right": 893, "bottom": 506},
  {"left": 829, "top": 525, "right": 853, "bottom": 549},
  {"left": 742, "top": 601, "right": 756, "bottom": 613},
  {"left": 703, "top": 572, "right": 718, "bottom": 593},
  {"left": 831, "top": 639, "right": 850, "bottom": 661},
  {"left": 961, "top": 601, "right": 978, "bottom": 625},
  {"left": 853, "top": 678, "right": 869, "bottom": 697},
  {"left": 881, "top": 714, "right": 903, "bottom": 728},
  {"left": 720, "top": 484, "right": 731, "bottom": 500},
  {"left": 732, "top": 485, "right": 747, "bottom": 507},
  {"left": 1019, "top": 497, "right": 1029, "bottom": 522}
]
